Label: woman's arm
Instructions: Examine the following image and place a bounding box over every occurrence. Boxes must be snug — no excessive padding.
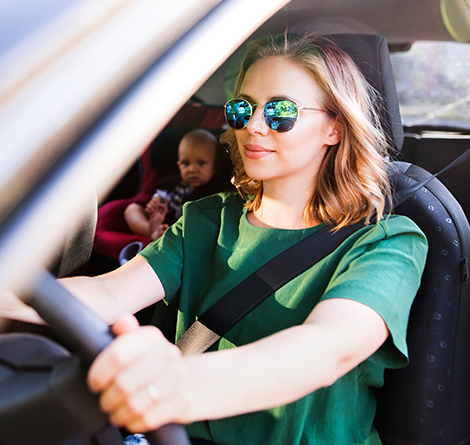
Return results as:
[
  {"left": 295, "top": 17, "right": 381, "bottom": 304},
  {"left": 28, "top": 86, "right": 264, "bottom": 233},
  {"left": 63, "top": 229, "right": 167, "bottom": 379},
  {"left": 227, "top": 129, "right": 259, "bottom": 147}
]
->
[
  {"left": 0, "top": 256, "right": 165, "bottom": 326},
  {"left": 87, "top": 297, "right": 389, "bottom": 432},
  {"left": 60, "top": 255, "right": 165, "bottom": 324}
]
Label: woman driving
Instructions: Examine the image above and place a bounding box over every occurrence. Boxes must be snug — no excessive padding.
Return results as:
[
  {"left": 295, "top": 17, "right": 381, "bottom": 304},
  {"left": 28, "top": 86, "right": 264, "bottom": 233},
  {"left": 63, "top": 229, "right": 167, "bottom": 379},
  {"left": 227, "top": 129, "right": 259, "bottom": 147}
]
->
[{"left": 3, "top": 33, "right": 427, "bottom": 445}]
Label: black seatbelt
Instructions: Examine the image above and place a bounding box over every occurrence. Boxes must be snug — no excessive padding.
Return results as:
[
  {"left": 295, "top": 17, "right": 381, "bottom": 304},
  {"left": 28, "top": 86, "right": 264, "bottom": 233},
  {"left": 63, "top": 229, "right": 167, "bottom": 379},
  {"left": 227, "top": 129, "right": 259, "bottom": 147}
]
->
[
  {"left": 177, "top": 149, "right": 470, "bottom": 356},
  {"left": 391, "top": 148, "right": 470, "bottom": 208},
  {"left": 176, "top": 220, "right": 365, "bottom": 355}
]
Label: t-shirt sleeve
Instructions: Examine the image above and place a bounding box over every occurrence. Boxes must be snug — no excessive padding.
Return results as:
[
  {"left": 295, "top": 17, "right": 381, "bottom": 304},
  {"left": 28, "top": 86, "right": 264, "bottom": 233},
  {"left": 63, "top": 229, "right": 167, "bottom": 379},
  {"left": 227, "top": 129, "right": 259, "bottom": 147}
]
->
[
  {"left": 138, "top": 193, "right": 242, "bottom": 306},
  {"left": 138, "top": 217, "right": 185, "bottom": 302},
  {"left": 320, "top": 217, "right": 428, "bottom": 368}
]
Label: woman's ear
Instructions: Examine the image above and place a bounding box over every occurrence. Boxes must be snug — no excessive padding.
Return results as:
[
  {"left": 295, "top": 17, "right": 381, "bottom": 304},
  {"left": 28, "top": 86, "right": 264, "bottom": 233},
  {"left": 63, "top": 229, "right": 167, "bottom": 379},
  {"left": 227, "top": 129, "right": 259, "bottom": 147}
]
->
[{"left": 326, "top": 119, "right": 342, "bottom": 146}]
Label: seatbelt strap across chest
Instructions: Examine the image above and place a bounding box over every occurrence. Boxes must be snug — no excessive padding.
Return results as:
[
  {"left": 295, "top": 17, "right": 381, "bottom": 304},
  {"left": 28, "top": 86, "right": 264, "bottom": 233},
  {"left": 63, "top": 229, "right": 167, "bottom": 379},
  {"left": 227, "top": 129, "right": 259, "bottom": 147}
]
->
[
  {"left": 177, "top": 148, "right": 470, "bottom": 356},
  {"left": 176, "top": 220, "right": 365, "bottom": 355}
]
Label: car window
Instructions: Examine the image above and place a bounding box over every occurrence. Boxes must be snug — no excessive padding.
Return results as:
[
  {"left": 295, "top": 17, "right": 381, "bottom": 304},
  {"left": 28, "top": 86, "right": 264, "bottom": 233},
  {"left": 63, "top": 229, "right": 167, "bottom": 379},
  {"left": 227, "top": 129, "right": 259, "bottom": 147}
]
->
[{"left": 390, "top": 41, "right": 470, "bottom": 129}]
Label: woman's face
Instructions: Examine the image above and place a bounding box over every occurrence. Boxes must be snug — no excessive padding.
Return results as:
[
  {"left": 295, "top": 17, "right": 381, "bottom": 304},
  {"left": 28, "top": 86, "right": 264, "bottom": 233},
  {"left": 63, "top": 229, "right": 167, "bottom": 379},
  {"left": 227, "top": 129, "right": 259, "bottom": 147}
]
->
[{"left": 235, "top": 56, "right": 340, "bottom": 191}]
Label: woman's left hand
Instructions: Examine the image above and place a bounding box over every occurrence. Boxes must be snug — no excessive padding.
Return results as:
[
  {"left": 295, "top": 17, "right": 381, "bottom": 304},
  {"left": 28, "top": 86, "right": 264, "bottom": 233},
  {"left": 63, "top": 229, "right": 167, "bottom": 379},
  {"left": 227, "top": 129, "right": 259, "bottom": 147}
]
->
[{"left": 87, "top": 313, "right": 193, "bottom": 432}]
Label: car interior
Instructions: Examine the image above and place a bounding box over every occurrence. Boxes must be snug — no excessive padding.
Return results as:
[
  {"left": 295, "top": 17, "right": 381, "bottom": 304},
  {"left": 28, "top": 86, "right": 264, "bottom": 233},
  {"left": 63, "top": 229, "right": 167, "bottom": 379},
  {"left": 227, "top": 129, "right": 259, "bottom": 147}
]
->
[
  {"left": 1, "top": 0, "right": 470, "bottom": 444},
  {"left": 92, "top": 31, "right": 470, "bottom": 445}
]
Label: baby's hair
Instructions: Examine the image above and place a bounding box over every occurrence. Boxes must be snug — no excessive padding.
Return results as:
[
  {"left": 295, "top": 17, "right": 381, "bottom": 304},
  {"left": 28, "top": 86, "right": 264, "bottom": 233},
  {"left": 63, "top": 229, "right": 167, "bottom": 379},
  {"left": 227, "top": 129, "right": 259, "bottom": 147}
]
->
[{"left": 179, "top": 129, "right": 218, "bottom": 161}]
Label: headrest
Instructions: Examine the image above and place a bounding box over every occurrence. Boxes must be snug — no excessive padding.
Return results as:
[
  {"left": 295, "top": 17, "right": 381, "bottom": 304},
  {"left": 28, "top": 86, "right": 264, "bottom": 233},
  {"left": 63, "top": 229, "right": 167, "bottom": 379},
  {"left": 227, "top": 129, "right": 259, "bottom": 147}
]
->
[{"left": 328, "top": 34, "right": 404, "bottom": 152}]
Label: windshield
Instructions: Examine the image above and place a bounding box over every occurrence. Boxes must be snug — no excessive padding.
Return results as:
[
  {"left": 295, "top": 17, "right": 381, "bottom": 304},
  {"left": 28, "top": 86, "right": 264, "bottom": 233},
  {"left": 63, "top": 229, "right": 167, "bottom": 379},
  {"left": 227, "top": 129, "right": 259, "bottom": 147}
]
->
[{"left": 390, "top": 40, "right": 470, "bottom": 130}]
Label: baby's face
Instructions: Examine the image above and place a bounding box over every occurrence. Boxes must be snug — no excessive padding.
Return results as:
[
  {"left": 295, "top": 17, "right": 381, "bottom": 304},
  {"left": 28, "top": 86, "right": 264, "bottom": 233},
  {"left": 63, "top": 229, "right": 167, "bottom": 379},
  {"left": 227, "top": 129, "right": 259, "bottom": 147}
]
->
[{"left": 177, "top": 142, "right": 216, "bottom": 190}]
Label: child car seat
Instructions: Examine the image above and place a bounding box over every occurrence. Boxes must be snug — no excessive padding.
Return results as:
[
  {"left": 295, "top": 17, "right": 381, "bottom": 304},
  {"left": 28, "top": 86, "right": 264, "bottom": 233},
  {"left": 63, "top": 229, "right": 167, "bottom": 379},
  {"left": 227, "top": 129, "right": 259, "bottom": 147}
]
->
[{"left": 91, "top": 105, "right": 230, "bottom": 273}]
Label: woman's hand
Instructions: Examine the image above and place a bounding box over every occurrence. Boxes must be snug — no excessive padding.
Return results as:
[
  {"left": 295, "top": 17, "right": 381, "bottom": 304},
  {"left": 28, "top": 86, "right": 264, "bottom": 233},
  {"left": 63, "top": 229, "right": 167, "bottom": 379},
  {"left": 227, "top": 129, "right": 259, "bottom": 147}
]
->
[
  {"left": 87, "top": 300, "right": 389, "bottom": 432},
  {"left": 87, "top": 313, "right": 193, "bottom": 432},
  {"left": 0, "top": 290, "right": 45, "bottom": 324}
]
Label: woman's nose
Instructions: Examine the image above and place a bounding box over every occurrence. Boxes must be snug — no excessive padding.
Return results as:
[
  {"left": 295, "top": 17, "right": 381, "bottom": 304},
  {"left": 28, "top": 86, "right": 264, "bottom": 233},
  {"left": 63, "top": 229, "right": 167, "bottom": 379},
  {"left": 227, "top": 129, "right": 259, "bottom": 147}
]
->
[{"left": 245, "top": 106, "right": 269, "bottom": 135}]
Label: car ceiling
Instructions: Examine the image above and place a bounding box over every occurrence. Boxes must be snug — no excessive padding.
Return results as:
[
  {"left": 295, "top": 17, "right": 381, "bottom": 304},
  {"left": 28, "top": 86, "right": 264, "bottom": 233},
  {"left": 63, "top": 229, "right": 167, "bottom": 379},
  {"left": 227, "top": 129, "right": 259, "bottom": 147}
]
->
[
  {"left": 270, "top": 0, "right": 451, "bottom": 46},
  {"left": 195, "top": 0, "right": 454, "bottom": 105},
  {"left": 0, "top": 0, "right": 456, "bottom": 110}
]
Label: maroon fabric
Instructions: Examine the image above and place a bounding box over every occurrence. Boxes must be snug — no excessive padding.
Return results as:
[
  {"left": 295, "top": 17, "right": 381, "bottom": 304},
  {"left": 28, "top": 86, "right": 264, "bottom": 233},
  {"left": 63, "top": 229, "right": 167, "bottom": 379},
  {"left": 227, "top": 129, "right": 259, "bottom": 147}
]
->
[
  {"left": 93, "top": 195, "right": 153, "bottom": 259},
  {"left": 93, "top": 140, "right": 160, "bottom": 259}
]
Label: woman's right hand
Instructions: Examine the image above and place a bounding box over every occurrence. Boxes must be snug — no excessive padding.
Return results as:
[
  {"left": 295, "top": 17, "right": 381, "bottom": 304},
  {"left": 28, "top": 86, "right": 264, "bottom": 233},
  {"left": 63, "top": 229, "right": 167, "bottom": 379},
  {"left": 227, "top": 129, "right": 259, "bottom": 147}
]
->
[
  {"left": 87, "top": 313, "right": 194, "bottom": 433},
  {"left": 0, "top": 290, "right": 45, "bottom": 325}
]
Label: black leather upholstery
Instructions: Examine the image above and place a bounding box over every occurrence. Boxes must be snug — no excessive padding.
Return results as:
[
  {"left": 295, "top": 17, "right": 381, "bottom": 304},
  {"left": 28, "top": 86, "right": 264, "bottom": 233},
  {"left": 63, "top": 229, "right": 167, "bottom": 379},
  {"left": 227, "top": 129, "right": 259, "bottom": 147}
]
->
[
  {"left": 376, "top": 162, "right": 470, "bottom": 444},
  {"left": 331, "top": 33, "right": 470, "bottom": 444},
  {"left": 329, "top": 33, "right": 404, "bottom": 152}
]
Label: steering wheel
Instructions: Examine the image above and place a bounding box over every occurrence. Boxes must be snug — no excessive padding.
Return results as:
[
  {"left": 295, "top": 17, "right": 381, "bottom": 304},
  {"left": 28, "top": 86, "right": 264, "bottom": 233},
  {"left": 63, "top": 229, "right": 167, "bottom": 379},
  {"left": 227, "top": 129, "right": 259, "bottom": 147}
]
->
[{"left": 26, "top": 269, "right": 191, "bottom": 445}]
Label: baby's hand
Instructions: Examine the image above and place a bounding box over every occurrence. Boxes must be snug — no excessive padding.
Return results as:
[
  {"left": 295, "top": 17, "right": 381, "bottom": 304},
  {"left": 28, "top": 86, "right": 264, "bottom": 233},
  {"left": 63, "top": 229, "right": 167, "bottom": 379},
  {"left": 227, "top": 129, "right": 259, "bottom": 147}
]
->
[
  {"left": 149, "top": 201, "right": 168, "bottom": 239},
  {"left": 151, "top": 224, "right": 169, "bottom": 240},
  {"left": 145, "top": 197, "right": 166, "bottom": 215}
]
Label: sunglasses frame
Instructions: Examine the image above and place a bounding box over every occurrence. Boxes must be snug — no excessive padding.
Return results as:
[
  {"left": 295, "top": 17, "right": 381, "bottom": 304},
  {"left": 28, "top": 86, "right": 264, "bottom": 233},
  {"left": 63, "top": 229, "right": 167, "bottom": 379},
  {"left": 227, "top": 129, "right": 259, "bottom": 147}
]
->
[{"left": 224, "top": 97, "right": 325, "bottom": 133}]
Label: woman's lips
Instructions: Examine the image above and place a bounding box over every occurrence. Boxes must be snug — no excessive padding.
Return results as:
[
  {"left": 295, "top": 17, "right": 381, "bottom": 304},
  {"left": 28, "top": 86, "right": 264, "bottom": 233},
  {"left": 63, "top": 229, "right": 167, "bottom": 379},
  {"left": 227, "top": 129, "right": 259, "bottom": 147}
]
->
[{"left": 244, "top": 144, "right": 274, "bottom": 159}]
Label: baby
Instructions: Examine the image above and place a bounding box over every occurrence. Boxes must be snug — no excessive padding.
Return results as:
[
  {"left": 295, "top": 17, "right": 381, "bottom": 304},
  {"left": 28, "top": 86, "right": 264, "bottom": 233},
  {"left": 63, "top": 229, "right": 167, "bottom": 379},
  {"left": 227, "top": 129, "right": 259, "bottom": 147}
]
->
[{"left": 124, "top": 129, "right": 218, "bottom": 240}]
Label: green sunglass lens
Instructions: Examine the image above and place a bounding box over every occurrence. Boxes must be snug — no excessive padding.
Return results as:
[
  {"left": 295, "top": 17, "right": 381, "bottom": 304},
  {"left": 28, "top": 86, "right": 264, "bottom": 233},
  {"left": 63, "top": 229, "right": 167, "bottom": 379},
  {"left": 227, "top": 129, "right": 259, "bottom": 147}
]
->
[
  {"left": 225, "top": 99, "right": 252, "bottom": 130},
  {"left": 264, "top": 100, "right": 298, "bottom": 132},
  {"left": 225, "top": 99, "right": 299, "bottom": 132}
]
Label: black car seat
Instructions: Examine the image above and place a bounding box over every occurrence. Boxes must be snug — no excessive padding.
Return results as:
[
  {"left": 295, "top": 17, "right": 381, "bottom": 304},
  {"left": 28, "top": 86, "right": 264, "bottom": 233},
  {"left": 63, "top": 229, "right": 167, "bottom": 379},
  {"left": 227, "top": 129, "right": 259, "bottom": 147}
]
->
[
  {"left": 330, "top": 33, "right": 470, "bottom": 444},
  {"left": 376, "top": 159, "right": 470, "bottom": 444}
]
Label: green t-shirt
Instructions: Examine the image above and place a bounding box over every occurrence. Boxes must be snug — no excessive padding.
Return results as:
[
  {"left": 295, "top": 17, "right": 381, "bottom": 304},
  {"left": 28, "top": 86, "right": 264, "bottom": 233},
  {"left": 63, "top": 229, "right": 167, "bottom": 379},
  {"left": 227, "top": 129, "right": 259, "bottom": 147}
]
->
[{"left": 140, "top": 193, "right": 428, "bottom": 445}]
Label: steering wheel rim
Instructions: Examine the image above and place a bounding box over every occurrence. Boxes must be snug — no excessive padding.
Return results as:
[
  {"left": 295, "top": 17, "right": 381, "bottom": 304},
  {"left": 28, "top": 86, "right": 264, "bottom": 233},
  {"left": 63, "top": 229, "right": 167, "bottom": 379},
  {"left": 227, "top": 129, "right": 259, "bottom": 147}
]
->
[{"left": 27, "top": 269, "right": 191, "bottom": 445}]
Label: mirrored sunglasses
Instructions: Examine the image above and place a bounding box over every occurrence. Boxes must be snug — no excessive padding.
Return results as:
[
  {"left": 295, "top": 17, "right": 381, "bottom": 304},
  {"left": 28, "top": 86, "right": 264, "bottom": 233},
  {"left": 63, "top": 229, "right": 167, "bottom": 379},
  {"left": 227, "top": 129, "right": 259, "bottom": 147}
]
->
[{"left": 224, "top": 98, "right": 325, "bottom": 133}]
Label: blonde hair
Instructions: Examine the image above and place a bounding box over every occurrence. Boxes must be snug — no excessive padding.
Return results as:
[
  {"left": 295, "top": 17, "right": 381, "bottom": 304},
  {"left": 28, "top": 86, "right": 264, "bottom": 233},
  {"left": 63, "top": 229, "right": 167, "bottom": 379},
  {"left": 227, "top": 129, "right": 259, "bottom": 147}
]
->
[{"left": 221, "top": 33, "right": 391, "bottom": 229}]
